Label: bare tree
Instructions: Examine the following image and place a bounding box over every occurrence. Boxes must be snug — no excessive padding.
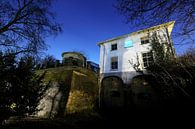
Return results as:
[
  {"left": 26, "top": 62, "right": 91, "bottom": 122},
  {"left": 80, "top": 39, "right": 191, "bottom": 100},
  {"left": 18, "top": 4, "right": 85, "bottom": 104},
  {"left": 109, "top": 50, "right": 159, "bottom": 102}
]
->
[
  {"left": 0, "top": 0, "right": 61, "bottom": 55},
  {"left": 128, "top": 53, "right": 141, "bottom": 72},
  {"left": 41, "top": 54, "right": 56, "bottom": 68},
  {"left": 116, "top": 0, "right": 195, "bottom": 45}
]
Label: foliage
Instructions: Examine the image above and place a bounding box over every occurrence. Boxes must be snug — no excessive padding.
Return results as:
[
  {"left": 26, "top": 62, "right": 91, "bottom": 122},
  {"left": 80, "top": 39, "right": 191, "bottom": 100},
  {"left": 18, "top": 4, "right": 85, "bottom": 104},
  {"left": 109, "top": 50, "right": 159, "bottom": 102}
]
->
[
  {"left": 147, "top": 49, "right": 195, "bottom": 102},
  {"left": 0, "top": 0, "right": 61, "bottom": 55},
  {"left": 0, "top": 0, "right": 61, "bottom": 121},
  {"left": 143, "top": 31, "right": 194, "bottom": 103},
  {"left": 39, "top": 55, "right": 57, "bottom": 69},
  {"left": 150, "top": 31, "right": 174, "bottom": 63},
  {"left": 116, "top": 0, "right": 195, "bottom": 45},
  {"left": 0, "top": 52, "right": 47, "bottom": 120}
]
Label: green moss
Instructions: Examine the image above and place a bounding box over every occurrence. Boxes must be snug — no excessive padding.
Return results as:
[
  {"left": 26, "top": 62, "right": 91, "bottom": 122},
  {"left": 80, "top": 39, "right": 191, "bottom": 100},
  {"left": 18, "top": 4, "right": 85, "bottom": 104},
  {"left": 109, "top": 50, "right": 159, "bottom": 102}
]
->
[{"left": 36, "top": 67, "right": 74, "bottom": 83}]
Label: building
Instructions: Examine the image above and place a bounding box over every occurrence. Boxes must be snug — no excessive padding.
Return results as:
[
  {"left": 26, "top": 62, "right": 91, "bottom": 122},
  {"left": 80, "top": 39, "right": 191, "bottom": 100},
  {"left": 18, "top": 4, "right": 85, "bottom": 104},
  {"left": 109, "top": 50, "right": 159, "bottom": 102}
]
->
[
  {"left": 98, "top": 21, "right": 175, "bottom": 108},
  {"left": 61, "top": 52, "right": 99, "bottom": 72},
  {"left": 87, "top": 61, "right": 99, "bottom": 73},
  {"left": 98, "top": 21, "right": 175, "bottom": 84},
  {"left": 62, "top": 52, "right": 87, "bottom": 67}
]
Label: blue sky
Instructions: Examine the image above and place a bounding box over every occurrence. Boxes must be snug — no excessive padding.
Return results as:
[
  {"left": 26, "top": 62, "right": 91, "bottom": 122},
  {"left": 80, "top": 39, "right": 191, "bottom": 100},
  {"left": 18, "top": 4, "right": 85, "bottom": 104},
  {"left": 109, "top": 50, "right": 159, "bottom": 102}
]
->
[
  {"left": 45, "top": 0, "right": 137, "bottom": 63},
  {"left": 45, "top": 0, "right": 189, "bottom": 64}
]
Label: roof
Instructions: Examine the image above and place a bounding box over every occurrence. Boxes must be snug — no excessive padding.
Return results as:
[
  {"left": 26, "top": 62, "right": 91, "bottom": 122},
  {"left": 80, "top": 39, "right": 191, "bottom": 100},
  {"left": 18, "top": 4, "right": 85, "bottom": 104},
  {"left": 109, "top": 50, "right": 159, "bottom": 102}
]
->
[
  {"left": 87, "top": 61, "right": 99, "bottom": 67},
  {"left": 97, "top": 21, "right": 175, "bottom": 46},
  {"left": 61, "top": 51, "right": 86, "bottom": 59}
]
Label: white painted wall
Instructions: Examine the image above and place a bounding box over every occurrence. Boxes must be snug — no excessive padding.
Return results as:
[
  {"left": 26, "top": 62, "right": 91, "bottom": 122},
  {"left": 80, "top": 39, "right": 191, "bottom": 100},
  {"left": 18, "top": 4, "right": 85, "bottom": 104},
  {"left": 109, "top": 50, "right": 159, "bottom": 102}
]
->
[
  {"left": 99, "top": 27, "right": 173, "bottom": 74},
  {"left": 99, "top": 22, "right": 175, "bottom": 84},
  {"left": 100, "top": 33, "right": 150, "bottom": 74}
]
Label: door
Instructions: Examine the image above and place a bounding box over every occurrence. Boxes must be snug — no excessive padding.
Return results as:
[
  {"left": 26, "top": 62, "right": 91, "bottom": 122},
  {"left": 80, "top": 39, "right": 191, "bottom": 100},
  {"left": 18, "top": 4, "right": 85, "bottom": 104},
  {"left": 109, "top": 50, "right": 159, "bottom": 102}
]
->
[{"left": 101, "top": 76, "right": 124, "bottom": 108}]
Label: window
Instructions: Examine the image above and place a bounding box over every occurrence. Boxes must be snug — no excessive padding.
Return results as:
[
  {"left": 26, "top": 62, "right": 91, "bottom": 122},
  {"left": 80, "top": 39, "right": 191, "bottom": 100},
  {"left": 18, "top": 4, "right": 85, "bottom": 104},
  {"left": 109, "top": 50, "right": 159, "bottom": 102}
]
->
[
  {"left": 141, "top": 36, "right": 149, "bottom": 44},
  {"left": 142, "top": 52, "right": 154, "bottom": 67},
  {"left": 111, "top": 43, "right": 117, "bottom": 51},
  {"left": 124, "top": 39, "right": 133, "bottom": 48},
  {"left": 111, "top": 56, "right": 118, "bottom": 70}
]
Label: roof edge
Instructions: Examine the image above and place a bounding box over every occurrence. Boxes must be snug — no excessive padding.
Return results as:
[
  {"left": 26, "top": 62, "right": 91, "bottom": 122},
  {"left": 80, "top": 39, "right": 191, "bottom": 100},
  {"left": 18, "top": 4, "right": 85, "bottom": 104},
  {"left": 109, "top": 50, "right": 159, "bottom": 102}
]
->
[{"left": 97, "top": 21, "right": 175, "bottom": 46}]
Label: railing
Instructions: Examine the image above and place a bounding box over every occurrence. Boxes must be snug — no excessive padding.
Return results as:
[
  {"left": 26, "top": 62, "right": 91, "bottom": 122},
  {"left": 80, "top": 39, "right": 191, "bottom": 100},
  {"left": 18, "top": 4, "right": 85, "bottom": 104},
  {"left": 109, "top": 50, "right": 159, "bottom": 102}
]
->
[{"left": 35, "top": 60, "right": 99, "bottom": 73}]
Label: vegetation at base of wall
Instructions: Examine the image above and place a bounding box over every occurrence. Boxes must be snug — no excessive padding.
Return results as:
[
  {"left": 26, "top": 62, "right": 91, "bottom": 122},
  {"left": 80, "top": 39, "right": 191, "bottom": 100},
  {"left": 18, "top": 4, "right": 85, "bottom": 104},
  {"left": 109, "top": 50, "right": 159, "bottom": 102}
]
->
[
  {"left": 147, "top": 56, "right": 195, "bottom": 101},
  {"left": 126, "top": 31, "right": 194, "bottom": 107},
  {"left": 0, "top": 60, "right": 99, "bottom": 123}
]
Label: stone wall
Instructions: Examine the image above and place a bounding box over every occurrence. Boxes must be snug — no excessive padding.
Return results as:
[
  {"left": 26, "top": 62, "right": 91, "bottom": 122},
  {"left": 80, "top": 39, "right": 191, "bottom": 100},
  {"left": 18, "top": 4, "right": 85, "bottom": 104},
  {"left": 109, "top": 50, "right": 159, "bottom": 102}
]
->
[
  {"left": 34, "top": 67, "right": 98, "bottom": 118},
  {"left": 66, "top": 71, "right": 98, "bottom": 114}
]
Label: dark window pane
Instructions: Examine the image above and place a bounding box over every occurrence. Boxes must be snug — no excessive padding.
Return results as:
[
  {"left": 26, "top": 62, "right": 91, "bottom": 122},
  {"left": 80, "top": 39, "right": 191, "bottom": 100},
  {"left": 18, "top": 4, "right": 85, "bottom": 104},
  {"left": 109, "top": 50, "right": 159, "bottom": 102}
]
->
[
  {"left": 148, "top": 61, "right": 154, "bottom": 66},
  {"left": 145, "top": 40, "right": 149, "bottom": 43},
  {"left": 111, "top": 44, "right": 117, "bottom": 51},
  {"left": 144, "top": 62, "right": 148, "bottom": 67},
  {"left": 142, "top": 53, "right": 147, "bottom": 57},
  {"left": 143, "top": 58, "right": 147, "bottom": 62},
  {"left": 141, "top": 36, "right": 149, "bottom": 44},
  {"left": 148, "top": 57, "right": 153, "bottom": 62},
  {"left": 142, "top": 52, "right": 154, "bottom": 67},
  {"left": 111, "top": 57, "right": 118, "bottom": 70}
]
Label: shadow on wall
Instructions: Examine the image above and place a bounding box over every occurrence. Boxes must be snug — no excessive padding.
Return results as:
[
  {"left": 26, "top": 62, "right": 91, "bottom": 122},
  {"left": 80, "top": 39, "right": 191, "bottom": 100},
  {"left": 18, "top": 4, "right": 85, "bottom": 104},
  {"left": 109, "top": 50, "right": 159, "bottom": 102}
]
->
[
  {"left": 34, "top": 72, "right": 72, "bottom": 118},
  {"left": 34, "top": 68, "right": 99, "bottom": 118},
  {"left": 100, "top": 76, "right": 124, "bottom": 109},
  {"left": 100, "top": 74, "right": 194, "bottom": 114},
  {"left": 99, "top": 74, "right": 164, "bottom": 111},
  {"left": 130, "top": 75, "right": 162, "bottom": 110},
  {"left": 65, "top": 70, "right": 99, "bottom": 114}
]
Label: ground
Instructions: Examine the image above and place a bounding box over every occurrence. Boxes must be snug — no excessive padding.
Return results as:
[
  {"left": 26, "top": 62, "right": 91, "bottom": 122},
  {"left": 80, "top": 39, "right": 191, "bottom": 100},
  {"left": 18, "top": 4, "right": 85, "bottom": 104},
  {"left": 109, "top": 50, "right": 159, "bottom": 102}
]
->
[
  {"left": 1, "top": 66, "right": 194, "bottom": 128},
  {"left": 1, "top": 107, "right": 194, "bottom": 129}
]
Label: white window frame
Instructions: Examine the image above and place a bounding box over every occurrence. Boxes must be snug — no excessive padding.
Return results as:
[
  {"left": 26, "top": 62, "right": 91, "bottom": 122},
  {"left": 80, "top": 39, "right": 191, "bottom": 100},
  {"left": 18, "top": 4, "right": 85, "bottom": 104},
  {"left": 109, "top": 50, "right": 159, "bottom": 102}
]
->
[{"left": 142, "top": 52, "right": 154, "bottom": 68}]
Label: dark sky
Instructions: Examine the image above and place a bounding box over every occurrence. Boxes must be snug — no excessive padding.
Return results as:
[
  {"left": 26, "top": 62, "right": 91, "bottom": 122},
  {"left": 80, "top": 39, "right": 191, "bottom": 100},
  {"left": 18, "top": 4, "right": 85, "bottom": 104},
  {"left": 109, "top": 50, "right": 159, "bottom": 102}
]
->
[{"left": 45, "top": 0, "right": 187, "bottom": 64}]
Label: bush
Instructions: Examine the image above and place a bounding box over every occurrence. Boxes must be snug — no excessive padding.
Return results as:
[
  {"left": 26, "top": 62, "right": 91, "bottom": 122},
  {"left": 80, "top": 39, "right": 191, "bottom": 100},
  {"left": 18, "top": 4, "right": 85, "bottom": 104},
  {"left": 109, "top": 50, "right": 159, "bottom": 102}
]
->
[
  {"left": 147, "top": 54, "right": 195, "bottom": 103},
  {"left": 0, "top": 52, "right": 46, "bottom": 121}
]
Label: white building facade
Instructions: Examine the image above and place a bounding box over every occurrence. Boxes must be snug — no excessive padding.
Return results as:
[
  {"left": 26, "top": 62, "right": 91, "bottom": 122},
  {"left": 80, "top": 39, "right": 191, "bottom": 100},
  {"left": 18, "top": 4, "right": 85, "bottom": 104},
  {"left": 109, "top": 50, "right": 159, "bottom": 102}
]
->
[{"left": 98, "top": 21, "right": 175, "bottom": 85}]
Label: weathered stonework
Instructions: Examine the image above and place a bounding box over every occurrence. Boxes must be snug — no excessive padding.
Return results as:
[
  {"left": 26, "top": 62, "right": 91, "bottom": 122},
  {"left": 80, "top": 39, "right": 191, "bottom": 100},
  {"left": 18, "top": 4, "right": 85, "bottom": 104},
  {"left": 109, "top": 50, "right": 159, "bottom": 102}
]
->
[
  {"left": 33, "top": 68, "right": 98, "bottom": 118},
  {"left": 34, "top": 82, "right": 69, "bottom": 118}
]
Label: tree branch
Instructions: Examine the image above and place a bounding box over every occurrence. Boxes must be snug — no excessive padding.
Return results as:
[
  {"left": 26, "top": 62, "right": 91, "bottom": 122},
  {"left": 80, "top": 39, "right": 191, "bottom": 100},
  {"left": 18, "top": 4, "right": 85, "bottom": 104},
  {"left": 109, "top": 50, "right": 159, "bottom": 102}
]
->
[{"left": 0, "top": 0, "right": 33, "bottom": 34}]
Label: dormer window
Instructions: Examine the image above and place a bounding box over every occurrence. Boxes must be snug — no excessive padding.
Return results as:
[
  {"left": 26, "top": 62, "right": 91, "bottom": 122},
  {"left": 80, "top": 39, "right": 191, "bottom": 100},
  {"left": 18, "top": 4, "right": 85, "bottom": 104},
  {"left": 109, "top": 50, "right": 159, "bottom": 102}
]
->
[
  {"left": 141, "top": 36, "right": 149, "bottom": 44},
  {"left": 111, "top": 43, "right": 117, "bottom": 51}
]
